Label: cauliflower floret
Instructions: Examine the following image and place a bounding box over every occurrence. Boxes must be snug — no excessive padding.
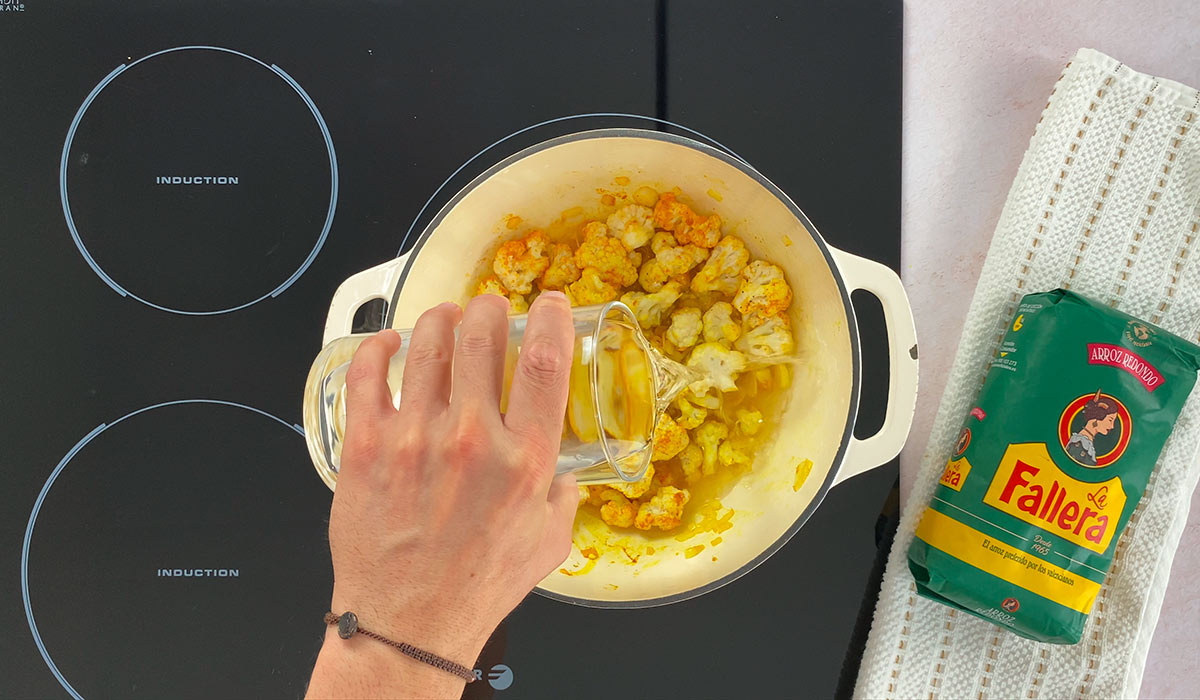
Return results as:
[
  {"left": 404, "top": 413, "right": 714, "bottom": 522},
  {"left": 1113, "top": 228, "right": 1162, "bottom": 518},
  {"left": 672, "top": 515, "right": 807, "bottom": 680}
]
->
[
  {"left": 652, "top": 192, "right": 691, "bottom": 230},
  {"left": 620, "top": 282, "right": 683, "bottom": 328},
  {"left": 735, "top": 313, "right": 795, "bottom": 358},
  {"left": 577, "top": 485, "right": 590, "bottom": 507},
  {"left": 650, "top": 231, "right": 677, "bottom": 255},
  {"left": 653, "top": 192, "right": 722, "bottom": 248},
  {"left": 651, "top": 414, "right": 689, "bottom": 461},
  {"left": 584, "top": 485, "right": 608, "bottom": 506},
  {"left": 678, "top": 443, "right": 704, "bottom": 482},
  {"left": 674, "top": 396, "right": 708, "bottom": 429},
  {"left": 634, "top": 485, "right": 691, "bottom": 530},
  {"left": 732, "top": 260, "right": 793, "bottom": 320},
  {"left": 686, "top": 342, "right": 748, "bottom": 393},
  {"left": 718, "top": 439, "right": 753, "bottom": 468},
  {"left": 540, "top": 242, "right": 580, "bottom": 290},
  {"left": 599, "top": 490, "right": 637, "bottom": 528},
  {"left": 693, "top": 421, "right": 730, "bottom": 476},
  {"left": 665, "top": 307, "right": 702, "bottom": 348},
  {"left": 736, "top": 408, "right": 764, "bottom": 436},
  {"left": 610, "top": 464, "right": 656, "bottom": 499},
  {"left": 658, "top": 244, "right": 709, "bottom": 275},
  {"left": 686, "top": 387, "right": 722, "bottom": 409},
  {"left": 508, "top": 294, "right": 530, "bottom": 313},
  {"left": 476, "top": 275, "right": 508, "bottom": 297},
  {"left": 678, "top": 215, "right": 722, "bottom": 248},
  {"left": 575, "top": 225, "right": 638, "bottom": 288},
  {"left": 493, "top": 230, "right": 550, "bottom": 294},
  {"left": 702, "top": 301, "right": 741, "bottom": 344},
  {"left": 567, "top": 267, "right": 620, "bottom": 305},
  {"left": 691, "top": 236, "right": 750, "bottom": 295},
  {"left": 475, "top": 275, "right": 527, "bottom": 312},
  {"left": 581, "top": 220, "right": 608, "bottom": 240},
  {"left": 606, "top": 204, "right": 655, "bottom": 250},
  {"left": 627, "top": 248, "right": 643, "bottom": 272},
  {"left": 639, "top": 258, "right": 671, "bottom": 293}
]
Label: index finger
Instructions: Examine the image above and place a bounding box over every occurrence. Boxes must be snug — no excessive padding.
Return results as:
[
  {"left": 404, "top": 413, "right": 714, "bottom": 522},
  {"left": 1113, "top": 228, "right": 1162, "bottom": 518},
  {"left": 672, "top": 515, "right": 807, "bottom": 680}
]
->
[{"left": 503, "top": 292, "right": 574, "bottom": 455}]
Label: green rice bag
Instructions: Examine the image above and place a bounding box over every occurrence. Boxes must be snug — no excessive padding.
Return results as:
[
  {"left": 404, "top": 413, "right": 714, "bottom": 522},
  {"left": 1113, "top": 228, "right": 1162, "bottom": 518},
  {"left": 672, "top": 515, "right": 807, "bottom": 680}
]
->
[{"left": 909, "top": 289, "right": 1200, "bottom": 643}]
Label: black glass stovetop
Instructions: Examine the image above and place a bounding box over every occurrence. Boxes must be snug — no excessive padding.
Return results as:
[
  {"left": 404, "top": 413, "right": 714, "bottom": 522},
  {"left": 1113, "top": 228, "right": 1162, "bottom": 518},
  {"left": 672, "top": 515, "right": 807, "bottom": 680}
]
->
[{"left": 0, "top": 2, "right": 902, "bottom": 698}]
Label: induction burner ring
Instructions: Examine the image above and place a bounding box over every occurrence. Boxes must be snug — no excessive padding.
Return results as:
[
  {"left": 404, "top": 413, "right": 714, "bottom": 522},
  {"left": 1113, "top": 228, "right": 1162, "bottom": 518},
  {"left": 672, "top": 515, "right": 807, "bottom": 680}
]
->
[
  {"left": 21, "top": 400, "right": 306, "bottom": 700},
  {"left": 396, "top": 112, "right": 746, "bottom": 256},
  {"left": 60, "top": 46, "right": 338, "bottom": 316}
]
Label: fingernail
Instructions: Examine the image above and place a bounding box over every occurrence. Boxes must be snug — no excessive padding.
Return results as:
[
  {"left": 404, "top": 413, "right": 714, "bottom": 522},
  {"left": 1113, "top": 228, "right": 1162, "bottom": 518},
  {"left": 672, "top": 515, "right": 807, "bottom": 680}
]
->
[{"left": 539, "top": 291, "right": 568, "bottom": 303}]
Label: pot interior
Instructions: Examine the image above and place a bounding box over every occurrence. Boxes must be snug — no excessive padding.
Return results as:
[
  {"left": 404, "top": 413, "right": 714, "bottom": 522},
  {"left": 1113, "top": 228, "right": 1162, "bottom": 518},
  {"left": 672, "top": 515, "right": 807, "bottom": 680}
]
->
[{"left": 391, "top": 131, "right": 856, "bottom": 605}]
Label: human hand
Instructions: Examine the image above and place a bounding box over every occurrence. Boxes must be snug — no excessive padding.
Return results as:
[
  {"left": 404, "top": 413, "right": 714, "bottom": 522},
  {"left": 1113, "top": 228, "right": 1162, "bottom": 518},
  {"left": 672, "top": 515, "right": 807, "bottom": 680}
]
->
[{"left": 307, "top": 291, "right": 578, "bottom": 699}]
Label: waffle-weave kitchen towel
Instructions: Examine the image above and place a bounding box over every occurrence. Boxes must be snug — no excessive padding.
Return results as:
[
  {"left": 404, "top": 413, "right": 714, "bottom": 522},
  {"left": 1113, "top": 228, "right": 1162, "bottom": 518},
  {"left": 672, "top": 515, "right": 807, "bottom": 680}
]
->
[{"left": 855, "top": 48, "right": 1200, "bottom": 699}]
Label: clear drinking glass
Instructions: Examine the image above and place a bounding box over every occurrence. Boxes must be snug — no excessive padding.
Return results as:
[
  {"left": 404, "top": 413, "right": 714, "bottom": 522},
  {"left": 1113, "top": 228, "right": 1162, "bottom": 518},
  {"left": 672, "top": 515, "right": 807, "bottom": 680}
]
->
[{"left": 303, "top": 301, "right": 695, "bottom": 490}]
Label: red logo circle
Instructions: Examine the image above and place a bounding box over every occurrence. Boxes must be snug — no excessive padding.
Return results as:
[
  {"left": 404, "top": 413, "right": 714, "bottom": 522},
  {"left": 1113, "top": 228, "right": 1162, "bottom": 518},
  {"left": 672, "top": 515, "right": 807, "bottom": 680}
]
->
[
  {"left": 953, "top": 427, "right": 971, "bottom": 457},
  {"left": 1058, "top": 392, "right": 1132, "bottom": 468},
  {"left": 1001, "top": 597, "right": 1020, "bottom": 613}
]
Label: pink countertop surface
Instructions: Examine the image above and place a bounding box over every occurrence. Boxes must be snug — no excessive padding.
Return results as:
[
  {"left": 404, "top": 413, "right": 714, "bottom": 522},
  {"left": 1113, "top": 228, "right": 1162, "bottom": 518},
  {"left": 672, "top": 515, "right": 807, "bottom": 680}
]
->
[{"left": 899, "top": 1, "right": 1200, "bottom": 697}]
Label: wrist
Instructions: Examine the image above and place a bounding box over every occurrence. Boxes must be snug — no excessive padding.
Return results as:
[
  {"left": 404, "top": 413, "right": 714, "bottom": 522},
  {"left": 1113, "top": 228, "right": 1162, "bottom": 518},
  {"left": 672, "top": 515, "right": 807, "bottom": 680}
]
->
[
  {"left": 327, "top": 590, "right": 491, "bottom": 672},
  {"left": 310, "top": 626, "right": 471, "bottom": 700}
]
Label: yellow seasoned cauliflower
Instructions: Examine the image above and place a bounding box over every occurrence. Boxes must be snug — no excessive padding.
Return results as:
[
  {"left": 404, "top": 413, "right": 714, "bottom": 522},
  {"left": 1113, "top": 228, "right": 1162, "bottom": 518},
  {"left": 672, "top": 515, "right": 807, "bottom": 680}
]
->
[
  {"left": 606, "top": 204, "right": 655, "bottom": 250},
  {"left": 634, "top": 485, "right": 691, "bottom": 530},
  {"left": 650, "top": 231, "right": 677, "bottom": 255},
  {"left": 653, "top": 192, "right": 722, "bottom": 248},
  {"left": 686, "top": 342, "right": 748, "bottom": 393},
  {"left": 610, "top": 464, "right": 656, "bottom": 499},
  {"left": 476, "top": 275, "right": 508, "bottom": 297},
  {"left": 735, "top": 313, "right": 795, "bottom": 358},
  {"left": 578, "top": 485, "right": 590, "bottom": 507},
  {"left": 638, "top": 258, "right": 670, "bottom": 293},
  {"left": 584, "top": 485, "right": 608, "bottom": 506},
  {"left": 508, "top": 294, "right": 530, "bottom": 313},
  {"left": 599, "top": 490, "right": 637, "bottom": 528},
  {"left": 718, "top": 439, "right": 753, "bottom": 468},
  {"left": 691, "top": 235, "right": 750, "bottom": 295},
  {"left": 678, "top": 213, "right": 722, "bottom": 248},
  {"left": 540, "top": 242, "right": 580, "bottom": 290},
  {"left": 678, "top": 443, "right": 704, "bottom": 482},
  {"left": 626, "top": 248, "right": 643, "bottom": 273},
  {"left": 702, "top": 301, "right": 741, "bottom": 344},
  {"left": 674, "top": 396, "right": 708, "bottom": 429},
  {"left": 665, "top": 307, "right": 702, "bottom": 348},
  {"left": 658, "top": 244, "right": 709, "bottom": 276},
  {"left": 567, "top": 267, "right": 620, "bottom": 305},
  {"left": 620, "top": 281, "right": 683, "bottom": 328},
  {"left": 686, "top": 386, "right": 722, "bottom": 409},
  {"left": 651, "top": 413, "right": 689, "bottom": 461},
  {"left": 493, "top": 230, "right": 550, "bottom": 294},
  {"left": 735, "top": 408, "right": 764, "bottom": 436},
  {"left": 575, "top": 225, "right": 639, "bottom": 288},
  {"left": 581, "top": 220, "right": 608, "bottom": 240},
  {"left": 732, "top": 260, "right": 793, "bottom": 320},
  {"left": 693, "top": 420, "right": 729, "bottom": 476}
]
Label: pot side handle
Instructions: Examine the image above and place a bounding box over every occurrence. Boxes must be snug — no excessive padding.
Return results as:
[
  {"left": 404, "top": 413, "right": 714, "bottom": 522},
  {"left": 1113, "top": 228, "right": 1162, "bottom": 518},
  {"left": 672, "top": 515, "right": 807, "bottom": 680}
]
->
[
  {"left": 322, "top": 254, "right": 411, "bottom": 345},
  {"left": 829, "top": 248, "right": 919, "bottom": 487}
]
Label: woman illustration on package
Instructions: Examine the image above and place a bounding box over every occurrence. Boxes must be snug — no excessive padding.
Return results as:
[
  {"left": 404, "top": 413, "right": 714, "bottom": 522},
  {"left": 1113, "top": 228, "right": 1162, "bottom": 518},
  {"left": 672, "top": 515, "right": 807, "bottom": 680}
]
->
[{"left": 1066, "top": 389, "right": 1120, "bottom": 466}]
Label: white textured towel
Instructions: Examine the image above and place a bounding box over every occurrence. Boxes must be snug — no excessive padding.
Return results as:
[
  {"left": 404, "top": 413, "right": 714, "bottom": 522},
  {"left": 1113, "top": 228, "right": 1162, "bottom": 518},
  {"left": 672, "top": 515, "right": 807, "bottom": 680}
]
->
[{"left": 855, "top": 48, "right": 1200, "bottom": 699}]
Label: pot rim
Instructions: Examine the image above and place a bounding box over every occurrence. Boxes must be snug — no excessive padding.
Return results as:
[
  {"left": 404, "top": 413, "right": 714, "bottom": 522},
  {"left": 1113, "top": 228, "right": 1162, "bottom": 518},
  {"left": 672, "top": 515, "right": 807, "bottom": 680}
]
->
[{"left": 386, "top": 127, "right": 862, "bottom": 608}]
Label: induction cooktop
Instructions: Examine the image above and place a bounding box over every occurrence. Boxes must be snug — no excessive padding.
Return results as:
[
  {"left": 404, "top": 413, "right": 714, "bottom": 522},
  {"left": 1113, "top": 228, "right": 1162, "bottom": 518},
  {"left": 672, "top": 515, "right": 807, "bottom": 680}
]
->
[{"left": 0, "top": 2, "right": 902, "bottom": 698}]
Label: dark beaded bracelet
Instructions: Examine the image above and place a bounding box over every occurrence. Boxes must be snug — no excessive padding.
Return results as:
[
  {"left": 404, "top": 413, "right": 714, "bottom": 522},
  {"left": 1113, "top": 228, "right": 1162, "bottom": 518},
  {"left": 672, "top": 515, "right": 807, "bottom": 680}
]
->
[{"left": 324, "top": 611, "right": 476, "bottom": 683}]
